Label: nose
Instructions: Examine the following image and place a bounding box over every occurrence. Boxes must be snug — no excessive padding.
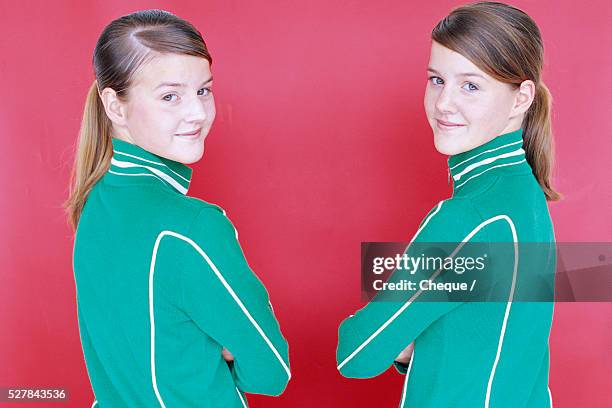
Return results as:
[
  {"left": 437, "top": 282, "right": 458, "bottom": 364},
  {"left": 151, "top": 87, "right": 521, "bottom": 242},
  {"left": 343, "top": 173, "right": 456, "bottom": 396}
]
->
[
  {"left": 184, "top": 96, "right": 208, "bottom": 123},
  {"left": 435, "top": 86, "right": 457, "bottom": 114}
]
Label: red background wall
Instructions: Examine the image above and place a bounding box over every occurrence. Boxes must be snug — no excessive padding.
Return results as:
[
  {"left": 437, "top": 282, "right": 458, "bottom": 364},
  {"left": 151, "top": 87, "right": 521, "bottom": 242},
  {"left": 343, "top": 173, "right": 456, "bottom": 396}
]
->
[{"left": 1, "top": 1, "right": 610, "bottom": 407}]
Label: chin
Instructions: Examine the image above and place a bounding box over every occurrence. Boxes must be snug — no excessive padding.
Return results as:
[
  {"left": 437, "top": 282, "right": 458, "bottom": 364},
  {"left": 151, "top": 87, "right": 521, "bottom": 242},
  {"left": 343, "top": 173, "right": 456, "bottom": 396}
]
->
[
  {"left": 181, "top": 148, "right": 205, "bottom": 165},
  {"left": 434, "top": 143, "right": 461, "bottom": 156},
  {"left": 432, "top": 132, "right": 463, "bottom": 156}
]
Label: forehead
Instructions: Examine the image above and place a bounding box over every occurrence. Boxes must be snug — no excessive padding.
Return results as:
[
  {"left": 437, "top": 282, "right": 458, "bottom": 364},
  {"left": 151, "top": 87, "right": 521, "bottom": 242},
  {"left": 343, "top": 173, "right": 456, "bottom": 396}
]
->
[
  {"left": 428, "top": 41, "right": 488, "bottom": 78},
  {"left": 131, "top": 53, "right": 212, "bottom": 88}
]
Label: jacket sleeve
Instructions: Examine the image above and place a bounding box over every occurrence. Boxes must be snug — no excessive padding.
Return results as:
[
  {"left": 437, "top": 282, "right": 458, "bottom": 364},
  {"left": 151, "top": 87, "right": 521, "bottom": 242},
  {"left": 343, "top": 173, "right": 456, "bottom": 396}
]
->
[
  {"left": 177, "top": 205, "right": 291, "bottom": 396},
  {"left": 336, "top": 198, "right": 488, "bottom": 378}
]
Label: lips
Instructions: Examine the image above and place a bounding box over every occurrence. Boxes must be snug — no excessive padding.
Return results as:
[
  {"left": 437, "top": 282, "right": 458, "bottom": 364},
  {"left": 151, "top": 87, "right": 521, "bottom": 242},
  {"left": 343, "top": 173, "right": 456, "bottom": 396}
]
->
[
  {"left": 436, "top": 119, "right": 465, "bottom": 130},
  {"left": 176, "top": 128, "right": 202, "bottom": 137}
]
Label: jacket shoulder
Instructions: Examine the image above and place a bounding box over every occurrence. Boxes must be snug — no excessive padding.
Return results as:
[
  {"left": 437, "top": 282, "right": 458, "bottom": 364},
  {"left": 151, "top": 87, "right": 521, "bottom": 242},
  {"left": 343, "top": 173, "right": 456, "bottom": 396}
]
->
[
  {"left": 190, "top": 197, "right": 226, "bottom": 215},
  {"left": 180, "top": 197, "right": 239, "bottom": 242},
  {"left": 413, "top": 197, "right": 484, "bottom": 242},
  {"left": 163, "top": 193, "right": 228, "bottom": 222}
]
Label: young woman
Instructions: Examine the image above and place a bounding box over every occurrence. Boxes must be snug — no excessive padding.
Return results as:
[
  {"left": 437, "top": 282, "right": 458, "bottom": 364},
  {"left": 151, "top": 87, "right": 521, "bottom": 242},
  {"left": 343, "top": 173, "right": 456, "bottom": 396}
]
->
[
  {"left": 337, "top": 2, "right": 560, "bottom": 407},
  {"left": 64, "top": 10, "right": 290, "bottom": 407}
]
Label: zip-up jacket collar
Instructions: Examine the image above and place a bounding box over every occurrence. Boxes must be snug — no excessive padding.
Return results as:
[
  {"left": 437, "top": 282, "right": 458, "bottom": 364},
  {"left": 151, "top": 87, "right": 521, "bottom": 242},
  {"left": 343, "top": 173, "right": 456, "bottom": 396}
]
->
[
  {"left": 447, "top": 128, "right": 531, "bottom": 194},
  {"left": 107, "top": 137, "right": 193, "bottom": 195}
]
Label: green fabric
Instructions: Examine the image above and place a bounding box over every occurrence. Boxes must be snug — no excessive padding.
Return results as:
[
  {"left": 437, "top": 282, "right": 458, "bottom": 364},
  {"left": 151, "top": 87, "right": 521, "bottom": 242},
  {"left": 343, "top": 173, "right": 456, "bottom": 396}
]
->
[
  {"left": 73, "top": 138, "right": 290, "bottom": 407},
  {"left": 336, "top": 128, "right": 556, "bottom": 407}
]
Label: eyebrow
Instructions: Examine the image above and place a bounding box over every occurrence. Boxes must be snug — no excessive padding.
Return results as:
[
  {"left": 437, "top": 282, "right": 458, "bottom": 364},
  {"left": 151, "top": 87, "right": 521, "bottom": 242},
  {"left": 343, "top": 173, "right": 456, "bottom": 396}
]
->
[
  {"left": 154, "top": 76, "right": 213, "bottom": 90},
  {"left": 427, "top": 67, "right": 486, "bottom": 80}
]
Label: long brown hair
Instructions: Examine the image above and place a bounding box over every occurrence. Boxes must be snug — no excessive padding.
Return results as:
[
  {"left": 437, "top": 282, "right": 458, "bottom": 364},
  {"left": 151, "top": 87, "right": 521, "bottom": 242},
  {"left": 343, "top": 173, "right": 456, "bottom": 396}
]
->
[
  {"left": 63, "top": 9, "right": 213, "bottom": 231},
  {"left": 432, "top": 1, "right": 562, "bottom": 201}
]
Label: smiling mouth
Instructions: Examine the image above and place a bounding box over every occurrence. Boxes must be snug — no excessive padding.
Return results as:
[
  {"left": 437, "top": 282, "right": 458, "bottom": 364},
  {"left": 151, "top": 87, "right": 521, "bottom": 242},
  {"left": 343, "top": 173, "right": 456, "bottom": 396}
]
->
[
  {"left": 176, "top": 128, "right": 202, "bottom": 137},
  {"left": 436, "top": 119, "right": 465, "bottom": 130}
]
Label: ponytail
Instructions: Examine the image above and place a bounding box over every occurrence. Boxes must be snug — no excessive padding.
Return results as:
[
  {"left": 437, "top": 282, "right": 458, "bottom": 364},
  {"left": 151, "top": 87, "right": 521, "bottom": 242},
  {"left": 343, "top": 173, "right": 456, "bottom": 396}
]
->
[
  {"left": 521, "top": 81, "right": 562, "bottom": 201},
  {"left": 63, "top": 80, "right": 114, "bottom": 231}
]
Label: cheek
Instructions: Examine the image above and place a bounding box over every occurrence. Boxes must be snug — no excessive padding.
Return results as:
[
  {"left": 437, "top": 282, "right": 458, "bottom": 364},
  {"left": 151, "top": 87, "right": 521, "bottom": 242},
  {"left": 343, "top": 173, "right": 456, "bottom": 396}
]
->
[
  {"left": 129, "top": 102, "right": 177, "bottom": 143},
  {"left": 423, "top": 88, "right": 436, "bottom": 118},
  {"left": 130, "top": 102, "right": 158, "bottom": 128},
  {"left": 126, "top": 104, "right": 151, "bottom": 140},
  {"left": 145, "top": 104, "right": 178, "bottom": 131},
  {"left": 206, "top": 96, "right": 216, "bottom": 121},
  {"left": 461, "top": 97, "right": 493, "bottom": 124},
  {"left": 463, "top": 94, "right": 509, "bottom": 143}
]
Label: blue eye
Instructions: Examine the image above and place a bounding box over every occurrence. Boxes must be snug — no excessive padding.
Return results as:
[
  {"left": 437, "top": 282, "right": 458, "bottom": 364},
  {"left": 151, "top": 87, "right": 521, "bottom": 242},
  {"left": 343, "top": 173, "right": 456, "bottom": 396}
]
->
[
  {"left": 198, "top": 87, "right": 212, "bottom": 96},
  {"left": 428, "top": 76, "right": 443, "bottom": 85},
  {"left": 463, "top": 82, "right": 478, "bottom": 91},
  {"left": 162, "top": 94, "right": 178, "bottom": 102}
]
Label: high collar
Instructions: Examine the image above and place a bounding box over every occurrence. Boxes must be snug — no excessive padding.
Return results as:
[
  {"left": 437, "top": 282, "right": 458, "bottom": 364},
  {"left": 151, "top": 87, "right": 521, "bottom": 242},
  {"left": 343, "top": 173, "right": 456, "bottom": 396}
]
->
[
  {"left": 107, "top": 138, "right": 193, "bottom": 195},
  {"left": 447, "top": 128, "right": 531, "bottom": 194}
]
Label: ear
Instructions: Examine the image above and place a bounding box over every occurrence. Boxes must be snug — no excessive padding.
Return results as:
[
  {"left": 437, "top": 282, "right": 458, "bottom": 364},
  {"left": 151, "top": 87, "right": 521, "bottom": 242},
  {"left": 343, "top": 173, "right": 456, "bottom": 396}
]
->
[
  {"left": 510, "top": 79, "right": 536, "bottom": 117},
  {"left": 99, "top": 87, "right": 128, "bottom": 127}
]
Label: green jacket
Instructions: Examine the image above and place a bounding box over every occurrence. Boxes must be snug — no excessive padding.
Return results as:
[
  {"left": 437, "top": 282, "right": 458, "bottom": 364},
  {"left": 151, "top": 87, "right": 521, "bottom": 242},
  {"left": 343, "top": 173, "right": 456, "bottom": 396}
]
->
[
  {"left": 73, "top": 137, "right": 291, "bottom": 407},
  {"left": 336, "top": 128, "right": 556, "bottom": 407}
]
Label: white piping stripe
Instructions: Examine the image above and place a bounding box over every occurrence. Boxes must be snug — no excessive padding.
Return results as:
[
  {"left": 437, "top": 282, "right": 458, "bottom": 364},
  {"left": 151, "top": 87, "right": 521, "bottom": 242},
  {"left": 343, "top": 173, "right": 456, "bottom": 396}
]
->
[
  {"left": 149, "top": 231, "right": 291, "bottom": 407},
  {"left": 108, "top": 169, "right": 166, "bottom": 183},
  {"left": 113, "top": 150, "right": 165, "bottom": 166},
  {"left": 409, "top": 201, "right": 444, "bottom": 243},
  {"left": 455, "top": 159, "right": 527, "bottom": 190},
  {"left": 450, "top": 139, "right": 523, "bottom": 170},
  {"left": 338, "top": 211, "right": 519, "bottom": 408},
  {"left": 453, "top": 148, "right": 525, "bottom": 181},
  {"left": 548, "top": 386, "right": 553, "bottom": 408},
  {"left": 548, "top": 300, "right": 555, "bottom": 408},
  {"left": 149, "top": 233, "right": 168, "bottom": 407},
  {"left": 114, "top": 149, "right": 190, "bottom": 184},
  {"left": 91, "top": 401, "right": 98, "bottom": 407},
  {"left": 236, "top": 387, "right": 247, "bottom": 407},
  {"left": 111, "top": 158, "right": 188, "bottom": 195},
  {"left": 399, "top": 349, "right": 415, "bottom": 408},
  {"left": 484, "top": 216, "right": 518, "bottom": 408},
  {"left": 337, "top": 201, "right": 445, "bottom": 371}
]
